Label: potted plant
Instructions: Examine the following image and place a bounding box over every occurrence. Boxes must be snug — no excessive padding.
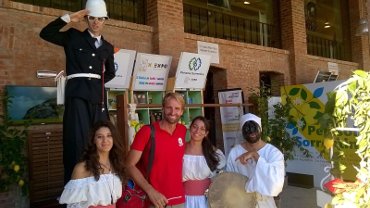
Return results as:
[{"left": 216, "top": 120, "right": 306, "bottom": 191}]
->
[
  {"left": 0, "top": 93, "right": 28, "bottom": 207},
  {"left": 0, "top": 117, "right": 28, "bottom": 192},
  {"left": 321, "top": 70, "right": 370, "bottom": 207},
  {"left": 248, "top": 86, "right": 310, "bottom": 162},
  {"left": 267, "top": 102, "right": 311, "bottom": 162}
]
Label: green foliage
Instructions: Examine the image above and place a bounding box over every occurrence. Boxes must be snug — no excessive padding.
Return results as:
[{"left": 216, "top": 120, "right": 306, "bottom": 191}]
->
[
  {"left": 268, "top": 102, "right": 297, "bottom": 161},
  {"left": 249, "top": 86, "right": 310, "bottom": 161},
  {"left": 329, "top": 70, "right": 370, "bottom": 207},
  {"left": 248, "top": 86, "right": 270, "bottom": 141},
  {"left": 0, "top": 93, "right": 28, "bottom": 195}
]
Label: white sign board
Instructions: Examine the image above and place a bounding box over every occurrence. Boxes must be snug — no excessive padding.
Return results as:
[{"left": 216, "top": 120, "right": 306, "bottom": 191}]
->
[
  {"left": 218, "top": 89, "right": 244, "bottom": 158},
  {"left": 328, "top": 62, "right": 339, "bottom": 75},
  {"left": 197, "top": 41, "right": 219, "bottom": 64},
  {"left": 105, "top": 49, "right": 136, "bottom": 89},
  {"left": 132, "top": 53, "right": 172, "bottom": 91},
  {"left": 174, "top": 52, "right": 211, "bottom": 90}
]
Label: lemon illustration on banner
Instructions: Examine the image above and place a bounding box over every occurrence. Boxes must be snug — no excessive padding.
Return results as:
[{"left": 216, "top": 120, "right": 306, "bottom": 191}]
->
[{"left": 324, "top": 138, "right": 334, "bottom": 149}]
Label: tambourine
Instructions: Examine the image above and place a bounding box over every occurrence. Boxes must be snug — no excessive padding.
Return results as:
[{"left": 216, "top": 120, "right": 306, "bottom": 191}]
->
[{"left": 207, "top": 172, "right": 256, "bottom": 208}]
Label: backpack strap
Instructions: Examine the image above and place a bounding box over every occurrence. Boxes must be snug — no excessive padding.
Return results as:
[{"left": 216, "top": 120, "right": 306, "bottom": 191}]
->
[{"left": 146, "top": 124, "right": 155, "bottom": 179}]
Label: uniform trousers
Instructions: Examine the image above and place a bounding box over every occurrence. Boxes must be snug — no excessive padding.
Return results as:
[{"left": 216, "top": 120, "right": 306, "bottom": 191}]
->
[{"left": 63, "top": 96, "right": 108, "bottom": 183}]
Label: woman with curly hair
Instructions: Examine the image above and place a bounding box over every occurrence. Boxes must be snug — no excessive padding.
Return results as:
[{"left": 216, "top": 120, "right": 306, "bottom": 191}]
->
[
  {"left": 182, "top": 116, "right": 226, "bottom": 208},
  {"left": 59, "top": 120, "right": 127, "bottom": 207}
]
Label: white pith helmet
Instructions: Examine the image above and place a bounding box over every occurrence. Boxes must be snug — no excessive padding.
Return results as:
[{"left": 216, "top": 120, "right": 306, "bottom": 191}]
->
[{"left": 85, "top": 0, "right": 108, "bottom": 18}]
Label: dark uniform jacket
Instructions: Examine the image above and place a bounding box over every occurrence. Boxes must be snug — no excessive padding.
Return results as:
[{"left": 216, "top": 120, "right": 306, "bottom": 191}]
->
[{"left": 40, "top": 17, "right": 115, "bottom": 104}]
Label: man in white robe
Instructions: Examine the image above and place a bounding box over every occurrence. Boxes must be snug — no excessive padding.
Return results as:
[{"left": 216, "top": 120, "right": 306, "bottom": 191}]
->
[{"left": 226, "top": 113, "right": 285, "bottom": 208}]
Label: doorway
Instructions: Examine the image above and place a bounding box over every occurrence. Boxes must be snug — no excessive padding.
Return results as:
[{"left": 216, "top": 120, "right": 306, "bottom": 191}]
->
[{"left": 204, "top": 66, "right": 227, "bottom": 149}]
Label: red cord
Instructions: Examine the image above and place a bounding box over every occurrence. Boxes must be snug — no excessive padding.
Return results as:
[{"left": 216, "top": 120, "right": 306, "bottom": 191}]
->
[{"left": 101, "top": 59, "right": 105, "bottom": 112}]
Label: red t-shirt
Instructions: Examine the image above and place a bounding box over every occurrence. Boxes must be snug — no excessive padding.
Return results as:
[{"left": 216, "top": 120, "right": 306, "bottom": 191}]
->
[{"left": 131, "top": 121, "right": 187, "bottom": 205}]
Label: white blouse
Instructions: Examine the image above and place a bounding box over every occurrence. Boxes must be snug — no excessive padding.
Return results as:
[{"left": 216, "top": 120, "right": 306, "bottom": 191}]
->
[
  {"left": 183, "top": 149, "right": 226, "bottom": 181},
  {"left": 59, "top": 173, "right": 122, "bottom": 208}
]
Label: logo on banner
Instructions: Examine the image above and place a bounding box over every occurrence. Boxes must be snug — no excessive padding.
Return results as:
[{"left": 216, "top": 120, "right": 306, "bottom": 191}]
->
[
  {"left": 139, "top": 58, "right": 170, "bottom": 72},
  {"left": 114, "top": 62, "right": 118, "bottom": 72},
  {"left": 139, "top": 58, "right": 150, "bottom": 71},
  {"left": 188, "top": 57, "right": 202, "bottom": 71}
]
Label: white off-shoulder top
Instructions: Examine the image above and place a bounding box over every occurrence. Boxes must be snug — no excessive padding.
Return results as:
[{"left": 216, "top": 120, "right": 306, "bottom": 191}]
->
[
  {"left": 59, "top": 173, "right": 122, "bottom": 208},
  {"left": 182, "top": 149, "right": 226, "bottom": 181}
]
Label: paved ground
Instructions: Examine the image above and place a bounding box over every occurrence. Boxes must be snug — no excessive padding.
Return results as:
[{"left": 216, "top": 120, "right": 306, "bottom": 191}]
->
[
  {"left": 23, "top": 184, "right": 319, "bottom": 208},
  {"left": 280, "top": 185, "right": 319, "bottom": 208}
]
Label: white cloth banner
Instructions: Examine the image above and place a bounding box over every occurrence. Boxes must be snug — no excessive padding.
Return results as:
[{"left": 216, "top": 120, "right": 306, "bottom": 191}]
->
[
  {"left": 218, "top": 89, "right": 244, "bottom": 157},
  {"left": 132, "top": 53, "right": 172, "bottom": 91}
]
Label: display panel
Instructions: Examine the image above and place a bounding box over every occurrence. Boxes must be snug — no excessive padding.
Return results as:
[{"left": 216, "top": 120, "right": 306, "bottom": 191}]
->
[{"left": 5, "top": 85, "right": 63, "bottom": 125}]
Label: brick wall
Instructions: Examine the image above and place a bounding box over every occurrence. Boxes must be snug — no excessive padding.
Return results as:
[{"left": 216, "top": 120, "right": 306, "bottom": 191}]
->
[
  {"left": 184, "top": 34, "right": 290, "bottom": 98},
  {"left": 279, "top": 0, "right": 364, "bottom": 84},
  {"left": 184, "top": 34, "right": 291, "bottom": 145},
  {"left": 1, "top": 0, "right": 367, "bottom": 116},
  {"left": 0, "top": 2, "right": 153, "bottom": 110},
  {"left": 349, "top": 0, "right": 370, "bottom": 69},
  {"left": 147, "top": 0, "right": 185, "bottom": 76}
]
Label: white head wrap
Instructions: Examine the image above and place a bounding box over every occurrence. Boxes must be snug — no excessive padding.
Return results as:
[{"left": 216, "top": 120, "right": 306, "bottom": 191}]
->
[{"left": 239, "top": 113, "right": 262, "bottom": 131}]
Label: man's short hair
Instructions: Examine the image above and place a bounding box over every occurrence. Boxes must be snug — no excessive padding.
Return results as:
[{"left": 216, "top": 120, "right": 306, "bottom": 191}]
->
[{"left": 162, "top": 92, "right": 185, "bottom": 110}]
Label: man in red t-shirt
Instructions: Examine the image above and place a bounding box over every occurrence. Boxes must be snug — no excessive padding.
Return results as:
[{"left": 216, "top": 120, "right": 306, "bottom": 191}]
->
[{"left": 127, "top": 92, "right": 187, "bottom": 208}]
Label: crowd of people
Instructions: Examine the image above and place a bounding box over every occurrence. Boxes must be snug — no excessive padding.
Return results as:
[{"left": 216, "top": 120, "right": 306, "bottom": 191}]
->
[
  {"left": 55, "top": 90, "right": 285, "bottom": 208},
  {"left": 39, "top": 0, "right": 285, "bottom": 207}
]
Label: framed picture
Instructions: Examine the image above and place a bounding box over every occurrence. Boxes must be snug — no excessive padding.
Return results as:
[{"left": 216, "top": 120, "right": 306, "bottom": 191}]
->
[{"left": 5, "top": 85, "right": 63, "bottom": 125}]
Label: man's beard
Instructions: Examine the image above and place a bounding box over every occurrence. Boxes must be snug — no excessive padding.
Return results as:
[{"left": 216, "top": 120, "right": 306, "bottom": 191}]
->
[
  {"left": 245, "top": 133, "right": 261, "bottom": 144},
  {"left": 163, "top": 114, "right": 180, "bottom": 124}
]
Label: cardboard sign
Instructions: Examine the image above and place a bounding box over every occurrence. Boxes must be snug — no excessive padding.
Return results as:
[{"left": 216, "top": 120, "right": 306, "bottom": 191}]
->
[
  {"left": 132, "top": 53, "right": 172, "bottom": 91},
  {"left": 174, "top": 52, "right": 211, "bottom": 90},
  {"left": 197, "top": 41, "right": 219, "bottom": 64},
  {"left": 218, "top": 89, "right": 245, "bottom": 157},
  {"left": 105, "top": 49, "right": 136, "bottom": 89}
]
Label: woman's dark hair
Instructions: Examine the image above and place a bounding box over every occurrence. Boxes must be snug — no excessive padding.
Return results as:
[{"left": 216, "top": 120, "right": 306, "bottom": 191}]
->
[
  {"left": 82, "top": 120, "right": 127, "bottom": 182},
  {"left": 190, "top": 116, "right": 219, "bottom": 171}
]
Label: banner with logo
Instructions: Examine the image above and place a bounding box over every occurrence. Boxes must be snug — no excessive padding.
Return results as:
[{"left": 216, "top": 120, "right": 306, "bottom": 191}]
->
[
  {"left": 132, "top": 53, "right": 172, "bottom": 91},
  {"left": 105, "top": 48, "right": 136, "bottom": 89},
  {"left": 174, "top": 52, "right": 211, "bottom": 90},
  {"left": 281, "top": 80, "right": 359, "bottom": 187},
  {"left": 218, "top": 89, "right": 245, "bottom": 157}
]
